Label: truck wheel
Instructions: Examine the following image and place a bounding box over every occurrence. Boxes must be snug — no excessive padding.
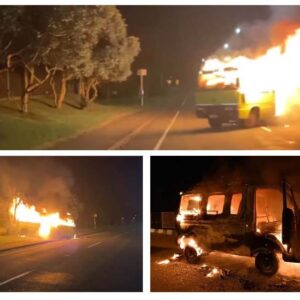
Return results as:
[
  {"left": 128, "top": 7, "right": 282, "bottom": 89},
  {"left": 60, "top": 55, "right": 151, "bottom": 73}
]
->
[
  {"left": 208, "top": 118, "right": 222, "bottom": 129},
  {"left": 255, "top": 251, "right": 279, "bottom": 276},
  {"left": 245, "top": 108, "right": 259, "bottom": 128},
  {"left": 184, "top": 246, "right": 200, "bottom": 264}
]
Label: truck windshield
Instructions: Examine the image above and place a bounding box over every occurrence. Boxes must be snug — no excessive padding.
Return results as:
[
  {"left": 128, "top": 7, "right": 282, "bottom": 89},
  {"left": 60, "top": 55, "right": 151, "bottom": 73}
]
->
[
  {"left": 199, "top": 67, "right": 239, "bottom": 90},
  {"left": 179, "top": 194, "right": 202, "bottom": 216}
]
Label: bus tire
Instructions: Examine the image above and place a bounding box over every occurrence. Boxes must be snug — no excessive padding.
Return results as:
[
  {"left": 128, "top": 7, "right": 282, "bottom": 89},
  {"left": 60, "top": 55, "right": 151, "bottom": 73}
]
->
[
  {"left": 255, "top": 251, "right": 279, "bottom": 276},
  {"left": 245, "top": 108, "right": 259, "bottom": 128},
  {"left": 184, "top": 246, "right": 201, "bottom": 264},
  {"left": 208, "top": 118, "right": 222, "bottom": 129}
]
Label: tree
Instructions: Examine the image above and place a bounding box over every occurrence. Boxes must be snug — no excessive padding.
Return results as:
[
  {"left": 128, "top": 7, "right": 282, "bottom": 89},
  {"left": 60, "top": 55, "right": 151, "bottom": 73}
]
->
[
  {"left": 79, "top": 6, "right": 141, "bottom": 108},
  {"left": 0, "top": 7, "right": 57, "bottom": 113},
  {"left": 42, "top": 6, "right": 140, "bottom": 108},
  {"left": 0, "top": 6, "right": 140, "bottom": 112}
]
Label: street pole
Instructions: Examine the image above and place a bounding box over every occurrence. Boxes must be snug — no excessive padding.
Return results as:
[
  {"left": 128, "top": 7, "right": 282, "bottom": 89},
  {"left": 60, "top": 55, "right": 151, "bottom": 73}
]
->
[
  {"left": 137, "top": 69, "right": 147, "bottom": 107},
  {"left": 140, "top": 75, "right": 144, "bottom": 107}
]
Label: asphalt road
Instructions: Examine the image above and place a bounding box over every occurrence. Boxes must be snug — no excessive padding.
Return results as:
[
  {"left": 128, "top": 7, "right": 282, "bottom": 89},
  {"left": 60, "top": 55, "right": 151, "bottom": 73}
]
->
[
  {"left": 0, "top": 225, "right": 142, "bottom": 292},
  {"left": 48, "top": 95, "right": 300, "bottom": 150},
  {"left": 151, "top": 233, "right": 300, "bottom": 292}
]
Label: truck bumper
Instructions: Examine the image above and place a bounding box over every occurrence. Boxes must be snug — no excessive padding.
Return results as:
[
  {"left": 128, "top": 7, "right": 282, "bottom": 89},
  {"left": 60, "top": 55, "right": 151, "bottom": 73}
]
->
[{"left": 195, "top": 104, "right": 239, "bottom": 122}]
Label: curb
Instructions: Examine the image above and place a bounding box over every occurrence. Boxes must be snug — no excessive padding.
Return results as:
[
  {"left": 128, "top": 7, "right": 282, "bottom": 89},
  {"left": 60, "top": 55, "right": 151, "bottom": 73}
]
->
[{"left": 40, "top": 109, "right": 141, "bottom": 150}]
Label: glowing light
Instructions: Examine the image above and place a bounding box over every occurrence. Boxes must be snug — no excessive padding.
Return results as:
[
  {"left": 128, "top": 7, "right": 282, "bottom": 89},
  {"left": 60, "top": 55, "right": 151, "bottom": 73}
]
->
[
  {"left": 178, "top": 235, "right": 203, "bottom": 256},
  {"left": 235, "top": 27, "right": 241, "bottom": 34},
  {"left": 10, "top": 197, "right": 75, "bottom": 239},
  {"left": 200, "top": 27, "right": 300, "bottom": 116},
  {"left": 157, "top": 259, "right": 170, "bottom": 265}
]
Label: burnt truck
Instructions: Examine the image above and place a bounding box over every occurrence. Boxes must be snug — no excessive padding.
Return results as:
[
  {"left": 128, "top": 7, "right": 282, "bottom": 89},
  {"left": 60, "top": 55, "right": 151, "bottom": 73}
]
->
[{"left": 176, "top": 180, "right": 300, "bottom": 275}]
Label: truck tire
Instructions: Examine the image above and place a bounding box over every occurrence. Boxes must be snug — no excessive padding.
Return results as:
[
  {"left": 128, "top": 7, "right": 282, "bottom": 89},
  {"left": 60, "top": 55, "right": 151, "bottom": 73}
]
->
[
  {"left": 208, "top": 118, "right": 222, "bottom": 129},
  {"left": 255, "top": 251, "right": 279, "bottom": 276},
  {"left": 245, "top": 108, "right": 259, "bottom": 128},
  {"left": 184, "top": 246, "right": 201, "bottom": 264}
]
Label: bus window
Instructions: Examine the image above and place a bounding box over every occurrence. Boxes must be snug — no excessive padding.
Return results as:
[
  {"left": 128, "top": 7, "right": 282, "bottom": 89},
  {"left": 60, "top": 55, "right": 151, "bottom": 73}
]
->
[
  {"left": 207, "top": 194, "right": 225, "bottom": 215},
  {"left": 230, "top": 193, "right": 242, "bottom": 215}
]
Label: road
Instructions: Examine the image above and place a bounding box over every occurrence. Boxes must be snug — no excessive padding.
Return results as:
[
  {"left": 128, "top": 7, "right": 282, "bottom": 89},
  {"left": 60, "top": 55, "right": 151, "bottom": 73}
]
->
[
  {"left": 151, "top": 232, "right": 300, "bottom": 292},
  {"left": 48, "top": 94, "right": 300, "bottom": 150},
  {"left": 0, "top": 225, "right": 142, "bottom": 292}
]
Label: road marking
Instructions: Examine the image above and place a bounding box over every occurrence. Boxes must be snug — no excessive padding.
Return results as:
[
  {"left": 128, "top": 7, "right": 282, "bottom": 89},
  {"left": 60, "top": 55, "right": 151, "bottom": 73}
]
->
[
  {"left": 261, "top": 126, "right": 272, "bottom": 133},
  {"left": 0, "top": 271, "right": 33, "bottom": 286},
  {"left": 154, "top": 110, "right": 180, "bottom": 150},
  {"left": 108, "top": 116, "right": 156, "bottom": 150},
  {"left": 87, "top": 241, "right": 102, "bottom": 249},
  {"left": 154, "top": 97, "right": 187, "bottom": 150}
]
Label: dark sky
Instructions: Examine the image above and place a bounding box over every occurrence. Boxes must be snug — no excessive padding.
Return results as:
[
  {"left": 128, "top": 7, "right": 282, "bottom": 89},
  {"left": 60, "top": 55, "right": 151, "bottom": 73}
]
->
[
  {"left": 63, "top": 156, "right": 143, "bottom": 226},
  {"left": 0, "top": 156, "right": 142, "bottom": 227},
  {"left": 119, "top": 6, "right": 271, "bottom": 89},
  {"left": 151, "top": 156, "right": 300, "bottom": 212}
]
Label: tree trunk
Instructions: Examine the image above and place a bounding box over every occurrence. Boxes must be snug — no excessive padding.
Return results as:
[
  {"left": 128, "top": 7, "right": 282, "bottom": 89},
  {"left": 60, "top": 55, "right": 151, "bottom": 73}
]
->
[
  {"left": 50, "top": 76, "right": 58, "bottom": 107},
  {"left": 80, "top": 80, "right": 98, "bottom": 109},
  {"left": 20, "top": 67, "right": 29, "bottom": 113},
  {"left": 57, "top": 76, "right": 67, "bottom": 109}
]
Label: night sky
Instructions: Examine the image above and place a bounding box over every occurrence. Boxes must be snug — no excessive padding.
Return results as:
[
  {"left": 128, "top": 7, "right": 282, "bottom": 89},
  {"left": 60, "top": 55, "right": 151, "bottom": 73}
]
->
[
  {"left": 151, "top": 156, "right": 300, "bottom": 212},
  {"left": 0, "top": 156, "right": 142, "bottom": 228},
  {"left": 63, "top": 156, "right": 143, "bottom": 227},
  {"left": 119, "top": 6, "right": 270, "bottom": 89}
]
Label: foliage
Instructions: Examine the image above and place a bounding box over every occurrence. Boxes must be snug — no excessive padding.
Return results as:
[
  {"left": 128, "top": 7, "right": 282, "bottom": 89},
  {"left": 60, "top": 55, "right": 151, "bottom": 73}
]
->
[{"left": 0, "top": 6, "right": 140, "bottom": 112}]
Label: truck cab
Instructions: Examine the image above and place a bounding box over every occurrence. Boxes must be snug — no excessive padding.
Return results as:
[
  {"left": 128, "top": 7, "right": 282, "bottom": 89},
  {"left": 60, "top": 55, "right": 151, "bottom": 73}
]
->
[{"left": 176, "top": 181, "right": 300, "bottom": 275}]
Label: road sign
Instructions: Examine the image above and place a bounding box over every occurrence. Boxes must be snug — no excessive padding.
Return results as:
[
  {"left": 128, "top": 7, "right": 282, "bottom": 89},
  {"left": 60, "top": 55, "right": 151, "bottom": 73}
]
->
[{"left": 137, "top": 69, "right": 147, "bottom": 76}]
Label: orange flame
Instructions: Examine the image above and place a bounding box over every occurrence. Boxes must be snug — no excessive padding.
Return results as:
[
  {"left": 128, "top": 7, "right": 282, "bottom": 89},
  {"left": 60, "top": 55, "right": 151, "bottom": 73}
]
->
[
  {"left": 200, "top": 27, "right": 300, "bottom": 116},
  {"left": 178, "top": 235, "right": 203, "bottom": 256},
  {"left": 10, "top": 197, "right": 75, "bottom": 239}
]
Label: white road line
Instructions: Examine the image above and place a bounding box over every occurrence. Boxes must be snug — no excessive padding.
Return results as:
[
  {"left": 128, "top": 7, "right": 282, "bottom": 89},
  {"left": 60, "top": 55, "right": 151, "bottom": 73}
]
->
[
  {"left": 108, "top": 116, "right": 156, "bottom": 150},
  {"left": 154, "top": 110, "right": 180, "bottom": 150},
  {"left": 0, "top": 271, "right": 33, "bottom": 286},
  {"left": 154, "top": 96, "right": 187, "bottom": 150},
  {"left": 87, "top": 241, "right": 102, "bottom": 249},
  {"left": 261, "top": 126, "right": 272, "bottom": 133}
]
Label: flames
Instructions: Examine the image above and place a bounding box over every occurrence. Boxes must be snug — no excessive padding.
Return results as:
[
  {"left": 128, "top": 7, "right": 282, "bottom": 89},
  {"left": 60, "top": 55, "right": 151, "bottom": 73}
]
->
[
  {"left": 178, "top": 235, "right": 203, "bottom": 256},
  {"left": 176, "top": 194, "right": 202, "bottom": 224},
  {"left": 200, "top": 26, "right": 300, "bottom": 116},
  {"left": 10, "top": 197, "right": 75, "bottom": 239}
]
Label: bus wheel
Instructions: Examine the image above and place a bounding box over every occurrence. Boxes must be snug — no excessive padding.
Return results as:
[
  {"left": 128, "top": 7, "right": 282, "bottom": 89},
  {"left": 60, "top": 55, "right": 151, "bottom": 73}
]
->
[
  {"left": 255, "top": 251, "right": 279, "bottom": 276},
  {"left": 184, "top": 246, "right": 200, "bottom": 264},
  {"left": 245, "top": 108, "right": 259, "bottom": 128},
  {"left": 208, "top": 118, "right": 222, "bottom": 129}
]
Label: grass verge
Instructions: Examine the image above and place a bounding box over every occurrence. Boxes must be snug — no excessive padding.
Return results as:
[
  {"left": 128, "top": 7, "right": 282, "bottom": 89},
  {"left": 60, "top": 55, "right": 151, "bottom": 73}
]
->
[{"left": 0, "top": 94, "right": 138, "bottom": 149}]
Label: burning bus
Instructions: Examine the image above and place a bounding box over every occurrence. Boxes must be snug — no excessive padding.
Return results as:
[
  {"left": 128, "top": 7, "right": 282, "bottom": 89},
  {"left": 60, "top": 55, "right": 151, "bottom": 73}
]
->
[
  {"left": 195, "top": 24, "right": 300, "bottom": 129},
  {"left": 9, "top": 197, "right": 76, "bottom": 239},
  {"left": 176, "top": 180, "right": 300, "bottom": 275}
]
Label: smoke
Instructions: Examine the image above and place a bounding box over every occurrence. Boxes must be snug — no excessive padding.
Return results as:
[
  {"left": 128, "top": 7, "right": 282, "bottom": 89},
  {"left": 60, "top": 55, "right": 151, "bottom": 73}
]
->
[
  {"left": 0, "top": 157, "right": 78, "bottom": 216},
  {"left": 190, "top": 157, "right": 300, "bottom": 196},
  {"left": 214, "top": 6, "right": 300, "bottom": 58}
]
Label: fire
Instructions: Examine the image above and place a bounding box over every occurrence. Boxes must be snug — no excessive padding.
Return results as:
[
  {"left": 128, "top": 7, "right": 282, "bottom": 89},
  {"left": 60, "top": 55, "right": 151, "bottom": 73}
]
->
[
  {"left": 10, "top": 197, "right": 75, "bottom": 239},
  {"left": 177, "top": 194, "right": 202, "bottom": 223},
  {"left": 157, "top": 259, "right": 170, "bottom": 265},
  {"left": 178, "top": 235, "right": 203, "bottom": 256},
  {"left": 200, "top": 26, "right": 300, "bottom": 116},
  {"left": 206, "top": 267, "right": 220, "bottom": 278}
]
